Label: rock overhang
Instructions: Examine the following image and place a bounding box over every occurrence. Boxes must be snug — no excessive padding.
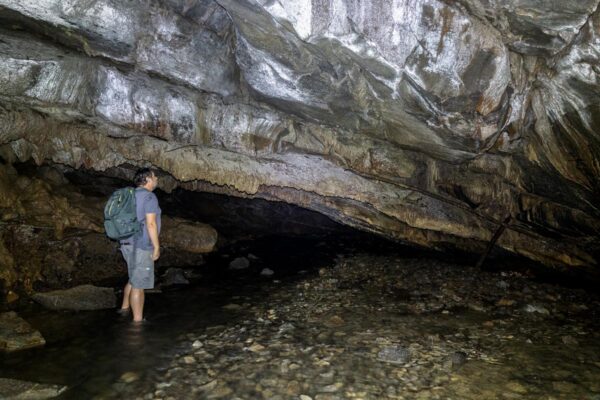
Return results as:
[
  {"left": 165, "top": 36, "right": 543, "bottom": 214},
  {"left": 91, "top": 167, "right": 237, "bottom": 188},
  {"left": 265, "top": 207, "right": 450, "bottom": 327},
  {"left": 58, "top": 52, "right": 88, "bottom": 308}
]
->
[{"left": 0, "top": 0, "right": 598, "bottom": 275}]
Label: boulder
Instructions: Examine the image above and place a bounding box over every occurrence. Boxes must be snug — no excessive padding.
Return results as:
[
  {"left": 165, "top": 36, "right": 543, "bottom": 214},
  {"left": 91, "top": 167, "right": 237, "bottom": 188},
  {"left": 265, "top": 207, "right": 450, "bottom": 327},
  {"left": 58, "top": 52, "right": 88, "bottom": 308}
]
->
[
  {"left": 0, "top": 378, "right": 66, "bottom": 399},
  {"left": 161, "top": 218, "right": 218, "bottom": 254},
  {"left": 161, "top": 268, "right": 190, "bottom": 286},
  {"left": 229, "top": 257, "right": 250, "bottom": 270},
  {"left": 0, "top": 312, "right": 45, "bottom": 352},
  {"left": 31, "top": 285, "right": 116, "bottom": 311}
]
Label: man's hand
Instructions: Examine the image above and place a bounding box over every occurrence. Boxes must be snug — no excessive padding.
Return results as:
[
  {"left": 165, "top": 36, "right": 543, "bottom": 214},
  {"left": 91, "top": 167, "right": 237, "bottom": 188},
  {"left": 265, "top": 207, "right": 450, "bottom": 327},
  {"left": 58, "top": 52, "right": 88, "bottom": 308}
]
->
[{"left": 146, "top": 212, "right": 160, "bottom": 261}]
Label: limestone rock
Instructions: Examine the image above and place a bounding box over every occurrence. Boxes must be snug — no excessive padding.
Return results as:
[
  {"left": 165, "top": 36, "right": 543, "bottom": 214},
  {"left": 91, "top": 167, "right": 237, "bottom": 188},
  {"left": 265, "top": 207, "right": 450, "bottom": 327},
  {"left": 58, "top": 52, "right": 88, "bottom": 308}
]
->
[
  {"left": 0, "top": 163, "right": 219, "bottom": 291},
  {"left": 31, "top": 285, "right": 116, "bottom": 311},
  {"left": 162, "top": 268, "right": 190, "bottom": 286},
  {"left": 161, "top": 218, "right": 218, "bottom": 254},
  {"left": 0, "top": 378, "right": 66, "bottom": 399},
  {"left": 455, "top": 0, "right": 599, "bottom": 56},
  {"left": 229, "top": 257, "right": 250, "bottom": 270},
  {"left": 523, "top": 304, "right": 550, "bottom": 315},
  {"left": 0, "top": 0, "right": 598, "bottom": 276},
  {"left": 0, "top": 312, "right": 45, "bottom": 352},
  {"left": 377, "top": 345, "right": 411, "bottom": 365},
  {"left": 6, "top": 290, "right": 19, "bottom": 303},
  {"left": 449, "top": 351, "right": 468, "bottom": 368}
]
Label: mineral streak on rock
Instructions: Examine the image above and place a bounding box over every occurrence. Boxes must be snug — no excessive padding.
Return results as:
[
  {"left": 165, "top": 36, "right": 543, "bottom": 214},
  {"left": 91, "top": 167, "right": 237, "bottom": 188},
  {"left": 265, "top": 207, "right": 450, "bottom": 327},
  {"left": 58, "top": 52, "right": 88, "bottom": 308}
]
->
[{"left": 0, "top": 0, "right": 598, "bottom": 274}]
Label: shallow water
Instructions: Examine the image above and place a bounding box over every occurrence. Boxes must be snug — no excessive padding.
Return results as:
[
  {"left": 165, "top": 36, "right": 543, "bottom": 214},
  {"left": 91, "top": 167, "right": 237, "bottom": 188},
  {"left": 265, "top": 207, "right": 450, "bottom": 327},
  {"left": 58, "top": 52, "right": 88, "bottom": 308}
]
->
[
  {"left": 1, "top": 236, "right": 599, "bottom": 400},
  {"left": 0, "top": 285, "right": 241, "bottom": 398},
  {"left": 0, "top": 236, "right": 341, "bottom": 398}
]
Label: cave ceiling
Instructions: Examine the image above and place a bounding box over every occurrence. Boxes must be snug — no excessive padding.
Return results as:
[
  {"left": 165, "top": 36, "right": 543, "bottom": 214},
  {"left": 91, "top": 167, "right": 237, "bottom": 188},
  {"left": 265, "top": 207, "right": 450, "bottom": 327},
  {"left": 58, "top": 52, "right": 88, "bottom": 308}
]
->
[{"left": 0, "top": 0, "right": 599, "bottom": 272}]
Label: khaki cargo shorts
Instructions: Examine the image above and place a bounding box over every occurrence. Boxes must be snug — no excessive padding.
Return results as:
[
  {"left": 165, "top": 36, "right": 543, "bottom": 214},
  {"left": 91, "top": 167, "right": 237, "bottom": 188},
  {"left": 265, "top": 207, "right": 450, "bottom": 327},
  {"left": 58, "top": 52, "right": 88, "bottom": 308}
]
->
[{"left": 121, "top": 243, "right": 154, "bottom": 289}]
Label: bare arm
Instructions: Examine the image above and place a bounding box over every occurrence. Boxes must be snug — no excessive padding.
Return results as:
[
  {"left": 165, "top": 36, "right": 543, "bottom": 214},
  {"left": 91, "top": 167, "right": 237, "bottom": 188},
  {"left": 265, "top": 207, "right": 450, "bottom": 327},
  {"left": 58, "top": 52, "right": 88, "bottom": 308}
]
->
[{"left": 146, "top": 213, "right": 160, "bottom": 261}]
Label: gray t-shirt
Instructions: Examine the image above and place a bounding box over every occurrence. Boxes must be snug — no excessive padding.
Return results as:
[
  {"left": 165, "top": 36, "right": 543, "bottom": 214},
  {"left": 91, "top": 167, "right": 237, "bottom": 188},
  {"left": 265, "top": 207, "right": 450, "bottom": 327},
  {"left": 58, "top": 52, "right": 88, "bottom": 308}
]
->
[{"left": 134, "top": 187, "right": 161, "bottom": 250}]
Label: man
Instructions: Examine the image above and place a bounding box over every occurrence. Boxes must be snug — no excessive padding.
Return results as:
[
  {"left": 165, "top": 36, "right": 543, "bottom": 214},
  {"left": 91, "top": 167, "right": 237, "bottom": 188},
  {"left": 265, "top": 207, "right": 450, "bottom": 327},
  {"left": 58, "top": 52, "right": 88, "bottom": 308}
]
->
[{"left": 119, "top": 168, "right": 161, "bottom": 322}]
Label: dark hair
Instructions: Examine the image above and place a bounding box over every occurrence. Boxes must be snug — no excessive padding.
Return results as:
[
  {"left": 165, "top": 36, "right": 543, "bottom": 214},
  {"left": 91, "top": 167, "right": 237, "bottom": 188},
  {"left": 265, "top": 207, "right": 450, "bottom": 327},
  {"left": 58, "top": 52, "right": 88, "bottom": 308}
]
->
[{"left": 133, "top": 168, "right": 155, "bottom": 186}]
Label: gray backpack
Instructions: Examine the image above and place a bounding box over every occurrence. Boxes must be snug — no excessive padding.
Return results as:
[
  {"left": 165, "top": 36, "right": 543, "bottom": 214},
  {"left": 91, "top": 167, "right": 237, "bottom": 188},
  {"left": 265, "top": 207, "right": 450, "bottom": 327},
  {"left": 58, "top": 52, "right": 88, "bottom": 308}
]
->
[{"left": 103, "top": 187, "right": 142, "bottom": 240}]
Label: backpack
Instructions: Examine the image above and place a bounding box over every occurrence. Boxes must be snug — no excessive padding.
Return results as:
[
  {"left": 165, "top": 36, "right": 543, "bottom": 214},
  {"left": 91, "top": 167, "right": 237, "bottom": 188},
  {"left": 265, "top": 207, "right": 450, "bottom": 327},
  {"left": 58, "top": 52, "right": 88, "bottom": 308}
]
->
[{"left": 103, "top": 187, "right": 142, "bottom": 240}]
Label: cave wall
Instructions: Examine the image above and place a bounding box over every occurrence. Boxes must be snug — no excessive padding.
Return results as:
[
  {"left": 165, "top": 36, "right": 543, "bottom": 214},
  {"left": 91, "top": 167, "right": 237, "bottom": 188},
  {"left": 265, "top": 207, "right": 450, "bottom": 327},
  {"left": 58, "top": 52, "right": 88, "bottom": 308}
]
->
[
  {"left": 0, "top": 163, "right": 216, "bottom": 293},
  {"left": 0, "top": 0, "right": 598, "bottom": 274}
]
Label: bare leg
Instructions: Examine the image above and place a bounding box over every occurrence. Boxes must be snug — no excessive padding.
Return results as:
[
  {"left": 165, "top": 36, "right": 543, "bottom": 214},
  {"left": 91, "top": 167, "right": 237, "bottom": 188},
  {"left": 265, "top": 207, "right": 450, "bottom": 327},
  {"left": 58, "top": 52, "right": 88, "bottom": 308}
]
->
[
  {"left": 130, "top": 288, "right": 145, "bottom": 322},
  {"left": 121, "top": 282, "right": 132, "bottom": 310}
]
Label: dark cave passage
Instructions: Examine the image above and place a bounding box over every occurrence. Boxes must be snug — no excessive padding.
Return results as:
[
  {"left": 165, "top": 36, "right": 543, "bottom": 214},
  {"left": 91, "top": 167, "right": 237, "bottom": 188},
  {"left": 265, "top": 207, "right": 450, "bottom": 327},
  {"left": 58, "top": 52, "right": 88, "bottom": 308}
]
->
[{"left": 1, "top": 160, "right": 597, "bottom": 299}]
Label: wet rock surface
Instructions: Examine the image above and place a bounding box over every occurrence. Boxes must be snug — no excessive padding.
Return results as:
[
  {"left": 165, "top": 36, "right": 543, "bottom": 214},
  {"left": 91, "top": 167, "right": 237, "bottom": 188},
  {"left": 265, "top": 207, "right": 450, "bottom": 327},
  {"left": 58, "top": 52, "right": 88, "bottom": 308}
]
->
[
  {"left": 160, "top": 218, "right": 218, "bottom": 255},
  {"left": 0, "top": 0, "right": 598, "bottom": 273},
  {"left": 229, "top": 257, "right": 250, "bottom": 270},
  {"left": 0, "top": 311, "right": 45, "bottom": 352},
  {"left": 161, "top": 268, "right": 190, "bottom": 287},
  {"left": 0, "top": 377, "right": 66, "bottom": 399},
  {"left": 0, "top": 163, "right": 216, "bottom": 292},
  {"left": 94, "top": 253, "right": 600, "bottom": 400},
  {"left": 31, "top": 285, "right": 116, "bottom": 311}
]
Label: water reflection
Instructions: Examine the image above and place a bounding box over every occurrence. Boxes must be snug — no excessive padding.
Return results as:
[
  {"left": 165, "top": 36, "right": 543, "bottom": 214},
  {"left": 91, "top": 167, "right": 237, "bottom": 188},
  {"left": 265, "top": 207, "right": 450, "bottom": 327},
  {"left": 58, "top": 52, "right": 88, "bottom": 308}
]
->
[{"left": 118, "top": 319, "right": 148, "bottom": 349}]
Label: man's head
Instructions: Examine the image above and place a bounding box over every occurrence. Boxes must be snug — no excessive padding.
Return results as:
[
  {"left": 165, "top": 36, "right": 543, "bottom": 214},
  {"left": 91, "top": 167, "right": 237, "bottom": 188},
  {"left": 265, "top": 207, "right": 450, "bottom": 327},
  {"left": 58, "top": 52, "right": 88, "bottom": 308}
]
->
[{"left": 134, "top": 168, "right": 158, "bottom": 191}]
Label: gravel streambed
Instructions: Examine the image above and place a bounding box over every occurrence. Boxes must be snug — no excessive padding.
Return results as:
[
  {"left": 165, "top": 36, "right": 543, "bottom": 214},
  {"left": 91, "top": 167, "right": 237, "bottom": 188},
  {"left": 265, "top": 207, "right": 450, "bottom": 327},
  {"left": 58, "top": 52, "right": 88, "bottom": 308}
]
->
[{"left": 104, "top": 254, "right": 600, "bottom": 400}]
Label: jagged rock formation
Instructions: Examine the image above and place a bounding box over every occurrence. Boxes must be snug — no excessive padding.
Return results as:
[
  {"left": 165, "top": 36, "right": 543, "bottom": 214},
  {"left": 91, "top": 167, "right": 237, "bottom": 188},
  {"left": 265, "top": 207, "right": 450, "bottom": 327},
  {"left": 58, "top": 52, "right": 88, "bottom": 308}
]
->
[{"left": 0, "top": 0, "right": 599, "bottom": 275}]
